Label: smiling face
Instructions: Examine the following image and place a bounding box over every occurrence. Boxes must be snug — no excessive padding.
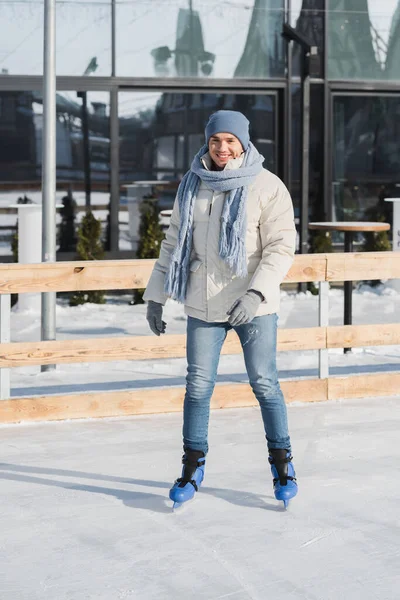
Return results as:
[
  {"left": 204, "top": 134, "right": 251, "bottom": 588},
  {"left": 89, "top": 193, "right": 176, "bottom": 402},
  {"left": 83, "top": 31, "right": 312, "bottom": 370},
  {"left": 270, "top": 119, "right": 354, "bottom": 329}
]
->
[{"left": 208, "top": 132, "right": 244, "bottom": 169}]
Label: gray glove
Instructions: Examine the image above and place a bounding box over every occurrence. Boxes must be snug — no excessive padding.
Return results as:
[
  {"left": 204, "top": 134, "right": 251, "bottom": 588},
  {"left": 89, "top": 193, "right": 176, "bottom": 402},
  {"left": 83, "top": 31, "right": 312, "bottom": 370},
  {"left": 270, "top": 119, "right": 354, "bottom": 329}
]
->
[
  {"left": 146, "top": 300, "right": 166, "bottom": 336},
  {"left": 227, "top": 290, "right": 264, "bottom": 327}
]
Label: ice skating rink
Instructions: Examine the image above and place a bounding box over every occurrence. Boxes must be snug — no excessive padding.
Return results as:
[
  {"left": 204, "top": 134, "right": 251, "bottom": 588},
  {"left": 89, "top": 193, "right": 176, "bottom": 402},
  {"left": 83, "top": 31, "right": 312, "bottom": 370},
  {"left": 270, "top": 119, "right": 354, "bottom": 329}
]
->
[{"left": 0, "top": 396, "right": 399, "bottom": 600}]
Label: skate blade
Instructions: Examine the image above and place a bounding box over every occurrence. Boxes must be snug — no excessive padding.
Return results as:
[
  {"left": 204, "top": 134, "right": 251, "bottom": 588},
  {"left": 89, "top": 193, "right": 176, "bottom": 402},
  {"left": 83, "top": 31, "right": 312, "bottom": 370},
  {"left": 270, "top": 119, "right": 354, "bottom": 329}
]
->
[
  {"left": 172, "top": 496, "right": 195, "bottom": 511},
  {"left": 283, "top": 499, "right": 289, "bottom": 509}
]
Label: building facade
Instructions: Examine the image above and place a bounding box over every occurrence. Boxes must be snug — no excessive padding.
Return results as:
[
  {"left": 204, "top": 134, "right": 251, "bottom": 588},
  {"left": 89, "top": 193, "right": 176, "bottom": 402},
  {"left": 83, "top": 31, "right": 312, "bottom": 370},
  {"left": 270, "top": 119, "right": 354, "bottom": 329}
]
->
[{"left": 1, "top": 0, "right": 400, "bottom": 249}]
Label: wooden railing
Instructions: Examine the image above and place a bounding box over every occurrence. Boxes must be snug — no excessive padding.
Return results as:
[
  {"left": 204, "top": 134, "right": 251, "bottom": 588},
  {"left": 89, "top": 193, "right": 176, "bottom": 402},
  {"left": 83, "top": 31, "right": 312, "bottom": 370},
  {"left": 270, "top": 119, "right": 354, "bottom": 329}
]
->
[{"left": 0, "top": 252, "right": 399, "bottom": 424}]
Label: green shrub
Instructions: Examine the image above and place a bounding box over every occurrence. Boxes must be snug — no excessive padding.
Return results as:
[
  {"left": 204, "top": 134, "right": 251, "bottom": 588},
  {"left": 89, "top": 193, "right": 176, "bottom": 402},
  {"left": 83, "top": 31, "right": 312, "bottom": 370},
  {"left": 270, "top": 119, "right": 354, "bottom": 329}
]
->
[
  {"left": 69, "top": 211, "right": 105, "bottom": 306},
  {"left": 104, "top": 201, "right": 111, "bottom": 252},
  {"left": 310, "top": 229, "right": 333, "bottom": 254},
  {"left": 59, "top": 191, "right": 77, "bottom": 252},
  {"left": 132, "top": 195, "right": 165, "bottom": 304}
]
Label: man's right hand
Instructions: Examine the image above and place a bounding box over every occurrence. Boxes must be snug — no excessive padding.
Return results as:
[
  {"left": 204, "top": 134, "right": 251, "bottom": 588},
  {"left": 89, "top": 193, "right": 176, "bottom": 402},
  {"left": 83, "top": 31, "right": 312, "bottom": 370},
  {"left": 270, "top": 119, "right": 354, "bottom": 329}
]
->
[{"left": 146, "top": 301, "right": 166, "bottom": 336}]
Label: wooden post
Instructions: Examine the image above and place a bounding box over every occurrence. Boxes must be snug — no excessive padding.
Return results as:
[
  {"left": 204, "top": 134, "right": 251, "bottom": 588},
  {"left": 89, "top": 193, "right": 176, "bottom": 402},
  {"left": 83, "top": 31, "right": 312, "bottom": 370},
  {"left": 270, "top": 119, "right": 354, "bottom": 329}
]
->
[
  {"left": 0, "top": 294, "right": 11, "bottom": 400},
  {"left": 319, "top": 281, "right": 329, "bottom": 379}
]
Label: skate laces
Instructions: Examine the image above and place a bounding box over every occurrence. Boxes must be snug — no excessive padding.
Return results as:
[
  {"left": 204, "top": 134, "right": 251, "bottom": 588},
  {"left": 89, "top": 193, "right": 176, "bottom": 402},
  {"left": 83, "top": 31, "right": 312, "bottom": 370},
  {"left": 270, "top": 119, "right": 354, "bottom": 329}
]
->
[
  {"left": 269, "top": 451, "right": 297, "bottom": 486},
  {"left": 176, "top": 477, "right": 199, "bottom": 490},
  {"left": 177, "top": 452, "right": 205, "bottom": 489}
]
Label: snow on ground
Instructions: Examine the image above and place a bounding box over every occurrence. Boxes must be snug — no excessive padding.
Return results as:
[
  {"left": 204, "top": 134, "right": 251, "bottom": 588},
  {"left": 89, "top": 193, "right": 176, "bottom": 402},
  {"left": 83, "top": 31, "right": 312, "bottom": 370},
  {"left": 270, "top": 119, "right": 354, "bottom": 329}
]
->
[
  {"left": 0, "top": 396, "right": 399, "bottom": 600},
  {"left": 8, "top": 283, "right": 400, "bottom": 398}
]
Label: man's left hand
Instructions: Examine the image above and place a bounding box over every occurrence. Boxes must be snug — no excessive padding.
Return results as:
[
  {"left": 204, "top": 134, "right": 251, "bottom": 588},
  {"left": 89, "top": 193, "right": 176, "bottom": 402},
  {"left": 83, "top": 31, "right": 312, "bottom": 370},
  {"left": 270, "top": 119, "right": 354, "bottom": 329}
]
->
[{"left": 227, "top": 290, "right": 264, "bottom": 326}]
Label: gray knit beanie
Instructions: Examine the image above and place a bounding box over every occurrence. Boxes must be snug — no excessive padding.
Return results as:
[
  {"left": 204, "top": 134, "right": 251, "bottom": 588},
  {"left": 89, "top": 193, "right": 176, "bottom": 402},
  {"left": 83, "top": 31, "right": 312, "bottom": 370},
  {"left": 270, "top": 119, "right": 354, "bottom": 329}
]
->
[{"left": 205, "top": 110, "right": 250, "bottom": 150}]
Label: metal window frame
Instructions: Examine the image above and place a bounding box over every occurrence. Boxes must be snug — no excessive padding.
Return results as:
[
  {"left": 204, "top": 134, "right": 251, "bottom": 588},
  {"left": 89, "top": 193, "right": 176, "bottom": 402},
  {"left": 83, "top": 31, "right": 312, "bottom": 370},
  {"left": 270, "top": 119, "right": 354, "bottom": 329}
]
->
[
  {"left": 329, "top": 80, "right": 400, "bottom": 93},
  {"left": 0, "top": 75, "right": 287, "bottom": 251},
  {"left": 0, "top": 75, "right": 287, "bottom": 93},
  {"left": 322, "top": 0, "right": 400, "bottom": 220},
  {"left": 118, "top": 86, "right": 282, "bottom": 176},
  {"left": 328, "top": 86, "right": 400, "bottom": 220}
]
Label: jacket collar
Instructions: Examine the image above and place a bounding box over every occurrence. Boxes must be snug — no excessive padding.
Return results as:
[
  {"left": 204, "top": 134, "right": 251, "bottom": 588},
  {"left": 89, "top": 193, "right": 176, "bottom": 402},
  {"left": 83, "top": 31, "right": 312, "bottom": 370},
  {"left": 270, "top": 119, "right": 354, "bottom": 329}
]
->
[{"left": 201, "top": 151, "right": 244, "bottom": 172}]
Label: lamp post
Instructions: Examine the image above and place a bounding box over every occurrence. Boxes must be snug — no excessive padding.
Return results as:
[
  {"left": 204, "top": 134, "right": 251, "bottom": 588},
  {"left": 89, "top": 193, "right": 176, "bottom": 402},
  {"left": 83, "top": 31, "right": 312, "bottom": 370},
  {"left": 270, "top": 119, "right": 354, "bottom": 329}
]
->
[
  {"left": 282, "top": 23, "right": 319, "bottom": 257},
  {"left": 77, "top": 57, "right": 98, "bottom": 210}
]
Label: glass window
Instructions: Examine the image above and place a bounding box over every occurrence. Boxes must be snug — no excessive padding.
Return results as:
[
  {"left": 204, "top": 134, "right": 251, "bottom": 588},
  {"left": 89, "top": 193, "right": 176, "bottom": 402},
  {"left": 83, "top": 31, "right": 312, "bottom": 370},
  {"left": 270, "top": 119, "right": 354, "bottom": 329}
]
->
[
  {"left": 0, "top": 89, "right": 110, "bottom": 193},
  {"left": 0, "top": 92, "right": 36, "bottom": 179},
  {"left": 328, "top": 0, "right": 400, "bottom": 80},
  {"left": 291, "top": 84, "right": 324, "bottom": 220},
  {"left": 155, "top": 136, "right": 176, "bottom": 171},
  {"left": 119, "top": 91, "right": 278, "bottom": 191},
  {"left": 0, "top": 0, "right": 111, "bottom": 76},
  {"left": 0, "top": 95, "right": 16, "bottom": 123},
  {"left": 119, "top": 91, "right": 278, "bottom": 219},
  {"left": 116, "top": 0, "right": 285, "bottom": 78},
  {"left": 0, "top": 90, "right": 110, "bottom": 257},
  {"left": 291, "top": 0, "right": 325, "bottom": 78},
  {"left": 332, "top": 95, "right": 400, "bottom": 221}
]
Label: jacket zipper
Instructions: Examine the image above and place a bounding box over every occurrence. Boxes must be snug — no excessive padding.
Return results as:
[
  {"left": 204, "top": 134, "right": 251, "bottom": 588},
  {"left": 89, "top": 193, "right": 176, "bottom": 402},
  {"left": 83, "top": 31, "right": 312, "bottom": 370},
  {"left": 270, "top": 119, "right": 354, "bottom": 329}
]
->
[
  {"left": 205, "top": 195, "right": 214, "bottom": 320},
  {"left": 205, "top": 196, "right": 213, "bottom": 265}
]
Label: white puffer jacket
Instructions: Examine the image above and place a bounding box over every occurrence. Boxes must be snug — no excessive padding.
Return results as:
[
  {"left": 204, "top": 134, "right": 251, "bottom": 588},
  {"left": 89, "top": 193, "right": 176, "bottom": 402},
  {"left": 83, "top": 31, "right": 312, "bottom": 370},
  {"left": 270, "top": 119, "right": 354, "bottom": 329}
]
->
[{"left": 143, "top": 153, "right": 296, "bottom": 322}]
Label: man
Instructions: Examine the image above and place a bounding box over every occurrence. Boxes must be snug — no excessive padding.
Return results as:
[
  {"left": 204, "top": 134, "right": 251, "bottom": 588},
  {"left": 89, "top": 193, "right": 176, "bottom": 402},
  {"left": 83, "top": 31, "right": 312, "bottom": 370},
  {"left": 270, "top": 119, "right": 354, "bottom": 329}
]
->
[{"left": 143, "top": 110, "right": 298, "bottom": 509}]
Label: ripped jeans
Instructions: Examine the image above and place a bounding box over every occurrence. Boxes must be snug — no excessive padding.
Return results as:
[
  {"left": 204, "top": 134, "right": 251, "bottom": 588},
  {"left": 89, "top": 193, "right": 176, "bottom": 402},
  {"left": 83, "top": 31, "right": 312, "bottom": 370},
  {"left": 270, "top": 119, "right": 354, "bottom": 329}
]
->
[{"left": 183, "top": 314, "right": 291, "bottom": 455}]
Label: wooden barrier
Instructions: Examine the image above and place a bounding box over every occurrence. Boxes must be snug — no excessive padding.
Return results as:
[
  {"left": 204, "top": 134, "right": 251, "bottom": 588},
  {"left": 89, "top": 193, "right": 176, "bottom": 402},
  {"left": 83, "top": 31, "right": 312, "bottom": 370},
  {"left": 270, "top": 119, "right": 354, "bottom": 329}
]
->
[
  {"left": 0, "top": 324, "right": 398, "bottom": 368},
  {"left": 0, "top": 251, "right": 399, "bottom": 423},
  {"left": 0, "top": 252, "right": 399, "bottom": 296},
  {"left": 0, "top": 373, "right": 399, "bottom": 424},
  {"left": 327, "top": 252, "right": 400, "bottom": 282}
]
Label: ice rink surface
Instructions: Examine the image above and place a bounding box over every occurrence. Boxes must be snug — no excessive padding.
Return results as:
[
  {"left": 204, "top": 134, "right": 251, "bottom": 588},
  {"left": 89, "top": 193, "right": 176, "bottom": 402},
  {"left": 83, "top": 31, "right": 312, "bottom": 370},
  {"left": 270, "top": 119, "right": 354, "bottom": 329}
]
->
[{"left": 1, "top": 396, "right": 399, "bottom": 600}]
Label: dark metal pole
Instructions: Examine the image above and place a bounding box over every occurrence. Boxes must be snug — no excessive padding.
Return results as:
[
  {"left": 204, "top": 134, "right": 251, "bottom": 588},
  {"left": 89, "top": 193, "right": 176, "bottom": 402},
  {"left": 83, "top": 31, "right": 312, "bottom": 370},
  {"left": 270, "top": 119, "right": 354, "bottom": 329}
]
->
[
  {"left": 111, "top": 0, "right": 116, "bottom": 76},
  {"left": 78, "top": 91, "right": 91, "bottom": 209},
  {"left": 82, "top": 92, "right": 91, "bottom": 209},
  {"left": 344, "top": 230, "right": 353, "bottom": 353},
  {"left": 281, "top": 22, "right": 315, "bottom": 274},
  {"left": 284, "top": 48, "right": 293, "bottom": 192},
  {"left": 284, "top": 0, "right": 292, "bottom": 192},
  {"left": 323, "top": 0, "right": 331, "bottom": 220},
  {"left": 300, "top": 51, "right": 310, "bottom": 256},
  {"left": 109, "top": 0, "right": 119, "bottom": 251},
  {"left": 297, "top": 50, "right": 311, "bottom": 293},
  {"left": 109, "top": 88, "right": 119, "bottom": 251}
]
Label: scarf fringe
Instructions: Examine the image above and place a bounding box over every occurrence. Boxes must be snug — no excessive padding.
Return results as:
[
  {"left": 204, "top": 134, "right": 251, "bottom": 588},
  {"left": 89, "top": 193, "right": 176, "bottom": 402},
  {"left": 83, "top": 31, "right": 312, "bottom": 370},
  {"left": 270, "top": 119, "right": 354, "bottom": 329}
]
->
[
  {"left": 219, "top": 220, "right": 248, "bottom": 279},
  {"left": 164, "top": 259, "right": 190, "bottom": 303}
]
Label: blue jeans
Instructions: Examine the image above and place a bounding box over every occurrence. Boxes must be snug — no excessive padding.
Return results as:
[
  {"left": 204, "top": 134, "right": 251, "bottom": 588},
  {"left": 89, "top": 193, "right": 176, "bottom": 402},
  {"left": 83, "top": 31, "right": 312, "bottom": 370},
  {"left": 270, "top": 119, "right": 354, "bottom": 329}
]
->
[{"left": 183, "top": 315, "right": 291, "bottom": 455}]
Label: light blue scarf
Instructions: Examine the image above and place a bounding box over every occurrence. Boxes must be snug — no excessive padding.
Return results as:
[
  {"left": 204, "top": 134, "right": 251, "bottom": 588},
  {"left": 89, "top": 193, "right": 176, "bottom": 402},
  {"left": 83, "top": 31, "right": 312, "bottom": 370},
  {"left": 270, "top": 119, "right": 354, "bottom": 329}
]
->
[{"left": 164, "top": 142, "right": 264, "bottom": 303}]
